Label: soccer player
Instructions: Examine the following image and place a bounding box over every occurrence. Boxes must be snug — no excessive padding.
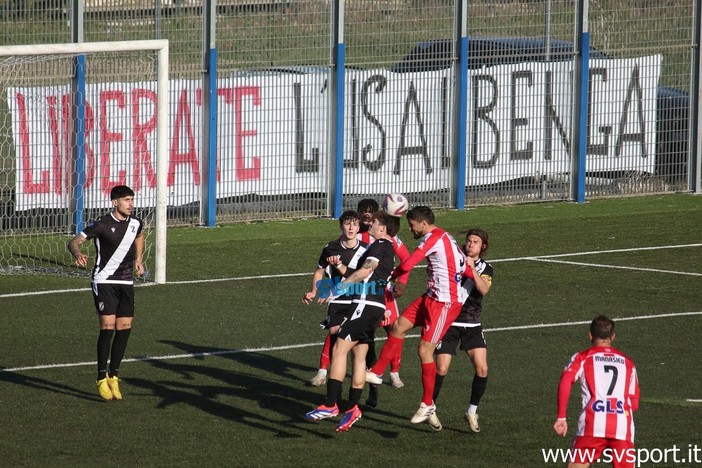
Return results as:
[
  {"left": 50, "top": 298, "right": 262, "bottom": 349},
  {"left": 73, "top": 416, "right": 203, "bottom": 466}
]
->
[
  {"left": 366, "top": 206, "right": 467, "bottom": 424},
  {"left": 553, "top": 315, "right": 640, "bottom": 468},
  {"left": 67, "top": 185, "right": 145, "bottom": 401},
  {"left": 356, "top": 198, "right": 379, "bottom": 244},
  {"left": 429, "top": 228, "right": 493, "bottom": 432},
  {"left": 305, "top": 211, "right": 398, "bottom": 432},
  {"left": 303, "top": 210, "right": 366, "bottom": 386},
  {"left": 357, "top": 198, "right": 410, "bottom": 406}
]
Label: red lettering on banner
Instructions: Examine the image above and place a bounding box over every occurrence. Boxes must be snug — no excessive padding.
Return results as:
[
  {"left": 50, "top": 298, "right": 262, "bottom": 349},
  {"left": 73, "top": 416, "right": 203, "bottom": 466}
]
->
[
  {"left": 219, "top": 86, "right": 261, "bottom": 181},
  {"left": 99, "top": 90, "right": 127, "bottom": 196},
  {"left": 61, "top": 94, "right": 72, "bottom": 194},
  {"left": 46, "top": 94, "right": 72, "bottom": 196},
  {"left": 235, "top": 86, "right": 261, "bottom": 180},
  {"left": 168, "top": 88, "right": 200, "bottom": 186},
  {"left": 16, "top": 92, "right": 50, "bottom": 194},
  {"left": 47, "top": 96, "right": 63, "bottom": 195},
  {"left": 131, "top": 88, "right": 158, "bottom": 191}
]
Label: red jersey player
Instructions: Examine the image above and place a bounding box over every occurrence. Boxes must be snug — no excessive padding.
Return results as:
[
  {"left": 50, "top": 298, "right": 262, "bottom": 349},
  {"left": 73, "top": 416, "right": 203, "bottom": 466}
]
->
[
  {"left": 367, "top": 206, "right": 467, "bottom": 424},
  {"left": 554, "top": 315, "right": 640, "bottom": 468}
]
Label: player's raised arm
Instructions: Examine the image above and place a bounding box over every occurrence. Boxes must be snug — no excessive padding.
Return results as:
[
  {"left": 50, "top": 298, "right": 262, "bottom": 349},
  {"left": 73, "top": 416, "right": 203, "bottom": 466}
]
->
[
  {"left": 391, "top": 245, "right": 426, "bottom": 279},
  {"left": 344, "top": 257, "right": 378, "bottom": 283},
  {"left": 392, "top": 239, "right": 411, "bottom": 296}
]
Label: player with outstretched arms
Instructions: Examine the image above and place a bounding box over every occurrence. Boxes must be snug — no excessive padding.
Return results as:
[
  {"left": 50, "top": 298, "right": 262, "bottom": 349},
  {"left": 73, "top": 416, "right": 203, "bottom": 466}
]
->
[
  {"left": 553, "top": 315, "right": 640, "bottom": 468},
  {"left": 366, "top": 206, "right": 467, "bottom": 424}
]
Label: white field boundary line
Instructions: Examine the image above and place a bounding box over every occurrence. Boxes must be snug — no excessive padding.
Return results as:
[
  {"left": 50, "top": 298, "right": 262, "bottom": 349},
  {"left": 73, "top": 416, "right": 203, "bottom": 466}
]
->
[
  {"left": 2, "top": 243, "right": 701, "bottom": 299},
  {"left": 1, "top": 310, "right": 700, "bottom": 374},
  {"left": 529, "top": 258, "right": 702, "bottom": 276}
]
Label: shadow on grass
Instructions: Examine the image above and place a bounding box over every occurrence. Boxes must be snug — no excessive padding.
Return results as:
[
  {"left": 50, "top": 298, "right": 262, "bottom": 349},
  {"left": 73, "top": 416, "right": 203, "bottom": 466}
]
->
[
  {"left": 124, "top": 340, "right": 411, "bottom": 438},
  {"left": 0, "top": 369, "right": 97, "bottom": 401}
]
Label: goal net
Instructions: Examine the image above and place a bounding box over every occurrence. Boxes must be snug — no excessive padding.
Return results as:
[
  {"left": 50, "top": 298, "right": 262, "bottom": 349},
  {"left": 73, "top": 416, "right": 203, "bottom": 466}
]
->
[{"left": 0, "top": 40, "right": 168, "bottom": 284}]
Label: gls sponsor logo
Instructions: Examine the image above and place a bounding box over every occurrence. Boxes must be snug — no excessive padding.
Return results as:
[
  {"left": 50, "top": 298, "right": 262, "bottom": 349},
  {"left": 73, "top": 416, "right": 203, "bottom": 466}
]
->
[{"left": 591, "top": 398, "right": 625, "bottom": 414}]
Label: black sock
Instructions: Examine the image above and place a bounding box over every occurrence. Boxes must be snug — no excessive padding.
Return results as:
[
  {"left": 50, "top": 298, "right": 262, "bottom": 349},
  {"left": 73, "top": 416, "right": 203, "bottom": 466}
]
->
[
  {"left": 433, "top": 373, "right": 446, "bottom": 402},
  {"left": 328, "top": 334, "right": 338, "bottom": 365},
  {"left": 108, "top": 328, "right": 132, "bottom": 377},
  {"left": 470, "top": 375, "right": 488, "bottom": 406},
  {"left": 347, "top": 387, "right": 363, "bottom": 409},
  {"left": 365, "top": 341, "right": 377, "bottom": 369},
  {"left": 324, "top": 378, "right": 343, "bottom": 407},
  {"left": 97, "top": 329, "right": 114, "bottom": 380}
]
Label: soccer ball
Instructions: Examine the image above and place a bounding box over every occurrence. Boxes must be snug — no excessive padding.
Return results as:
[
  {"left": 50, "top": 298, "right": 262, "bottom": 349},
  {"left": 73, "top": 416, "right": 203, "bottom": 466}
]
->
[{"left": 382, "top": 192, "right": 410, "bottom": 217}]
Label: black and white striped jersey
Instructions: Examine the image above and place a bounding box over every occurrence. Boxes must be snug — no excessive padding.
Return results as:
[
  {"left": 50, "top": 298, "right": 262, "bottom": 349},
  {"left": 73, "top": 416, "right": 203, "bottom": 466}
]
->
[
  {"left": 81, "top": 212, "right": 143, "bottom": 285},
  {"left": 453, "top": 258, "right": 494, "bottom": 327}
]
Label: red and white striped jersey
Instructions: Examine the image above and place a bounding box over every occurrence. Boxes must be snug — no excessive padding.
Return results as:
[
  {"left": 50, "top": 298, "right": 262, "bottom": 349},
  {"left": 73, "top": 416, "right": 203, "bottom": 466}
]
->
[
  {"left": 393, "top": 227, "right": 467, "bottom": 303},
  {"left": 557, "top": 346, "right": 640, "bottom": 443}
]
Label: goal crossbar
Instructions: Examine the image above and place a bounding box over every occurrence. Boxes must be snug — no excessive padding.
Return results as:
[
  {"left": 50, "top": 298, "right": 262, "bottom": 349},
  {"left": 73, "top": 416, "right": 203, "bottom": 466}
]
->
[
  {"left": 0, "top": 39, "right": 169, "bottom": 57},
  {"left": 0, "top": 40, "right": 169, "bottom": 284}
]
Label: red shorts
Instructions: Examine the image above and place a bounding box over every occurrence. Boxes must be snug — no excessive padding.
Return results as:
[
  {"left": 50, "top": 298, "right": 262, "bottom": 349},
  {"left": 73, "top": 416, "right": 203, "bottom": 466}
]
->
[
  {"left": 382, "top": 289, "right": 399, "bottom": 326},
  {"left": 400, "top": 294, "right": 462, "bottom": 344},
  {"left": 571, "top": 436, "right": 635, "bottom": 468}
]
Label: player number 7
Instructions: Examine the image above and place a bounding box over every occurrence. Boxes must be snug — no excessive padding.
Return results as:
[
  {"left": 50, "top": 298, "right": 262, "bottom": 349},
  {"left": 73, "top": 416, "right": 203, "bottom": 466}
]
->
[{"left": 604, "top": 365, "right": 618, "bottom": 395}]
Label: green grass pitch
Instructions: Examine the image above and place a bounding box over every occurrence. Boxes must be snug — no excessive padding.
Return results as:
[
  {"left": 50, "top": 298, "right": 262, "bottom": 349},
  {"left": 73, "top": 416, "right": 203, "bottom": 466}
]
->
[{"left": 1, "top": 194, "right": 701, "bottom": 467}]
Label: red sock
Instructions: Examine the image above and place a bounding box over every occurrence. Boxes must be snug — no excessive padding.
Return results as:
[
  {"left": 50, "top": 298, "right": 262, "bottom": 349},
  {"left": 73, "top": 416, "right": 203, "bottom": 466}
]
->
[
  {"left": 390, "top": 348, "right": 402, "bottom": 373},
  {"left": 319, "top": 334, "right": 331, "bottom": 370},
  {"left": 370, "top": 335, "right": 404, "bottom": 375},
  {"left": 421, "top": 361, "right": 436, "bottom": 406}
]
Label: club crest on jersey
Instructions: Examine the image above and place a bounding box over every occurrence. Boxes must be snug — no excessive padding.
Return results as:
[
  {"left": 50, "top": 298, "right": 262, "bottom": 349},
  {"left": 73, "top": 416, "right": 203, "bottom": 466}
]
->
[
  {"left": 111, "top": 227, "right": 116, "bottom": 233},
  {"left": 591, "top": 398, "right": 624, "bottom": 414}
]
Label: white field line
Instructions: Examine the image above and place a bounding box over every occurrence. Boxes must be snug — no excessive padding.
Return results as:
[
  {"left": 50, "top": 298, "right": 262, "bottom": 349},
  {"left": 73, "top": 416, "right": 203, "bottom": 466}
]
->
[
  {"left": 496, "top": 243, "right": 702, "bottom": 262},
  {"left": 1, "top": 310, "right": 700, "bottom": 374},
  {"left": 529, "top": 258, "right": 702, "bottom": 276},
  {"left": 2, "top": 243, "right": 701, "bottom": 299}
]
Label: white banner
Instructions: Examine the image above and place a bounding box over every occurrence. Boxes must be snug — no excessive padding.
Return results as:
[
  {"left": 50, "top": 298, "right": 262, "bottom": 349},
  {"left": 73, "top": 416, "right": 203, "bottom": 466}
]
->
[{"left": 9, "top": 55, "right": 661, "bottom": 210}]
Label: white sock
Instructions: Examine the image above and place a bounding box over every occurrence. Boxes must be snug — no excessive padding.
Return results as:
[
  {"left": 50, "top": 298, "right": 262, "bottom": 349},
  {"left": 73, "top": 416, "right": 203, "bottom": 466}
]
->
[
  {"left": 318, "top": 369, "right": 327, "bottom": 375},
  {"left": 467, "top": 404, "right": 478, "bottom": 415}
]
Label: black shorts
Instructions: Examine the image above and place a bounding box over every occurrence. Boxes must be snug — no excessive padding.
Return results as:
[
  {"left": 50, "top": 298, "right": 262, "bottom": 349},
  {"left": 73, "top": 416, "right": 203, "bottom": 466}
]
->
[
  {"left": 320, "top": 301, "right": 352, "bottom": 329},
  {"left": 336, "top": 301, "right": 385, "bottom": 344},
  {"left": 92, "top": 283, "right": 135, "bottom": 317},
  {"left": 435, "top": 325, "right": 486, "bottom": 355}
]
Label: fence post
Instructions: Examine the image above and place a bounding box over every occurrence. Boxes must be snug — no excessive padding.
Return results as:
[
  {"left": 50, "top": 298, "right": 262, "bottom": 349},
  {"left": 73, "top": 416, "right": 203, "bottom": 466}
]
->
[
  {"left": 452, "top": 0, "right": 468, "bottom": 209},
  {"left": 69, "top": 0, "right": 86, "bottom": 234},
  {"left": 691, "top": 0, "right": 702, "bottom": 194},
  {"left": 571, "top": 0, "right": 589, "bottom": 203},
  {"left": 329, "top": 0, "right": 345, "bottom": 218},
  {"left": 201, "top": 0, "right": 218, "bottom": 226}
]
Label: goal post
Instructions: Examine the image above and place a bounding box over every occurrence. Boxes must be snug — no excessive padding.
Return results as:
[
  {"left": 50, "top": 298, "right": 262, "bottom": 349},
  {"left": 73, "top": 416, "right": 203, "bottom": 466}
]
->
[{"left": 0, "top": 40, "right": 168, "bottom": 284}]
